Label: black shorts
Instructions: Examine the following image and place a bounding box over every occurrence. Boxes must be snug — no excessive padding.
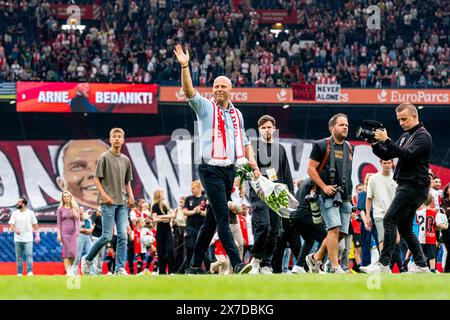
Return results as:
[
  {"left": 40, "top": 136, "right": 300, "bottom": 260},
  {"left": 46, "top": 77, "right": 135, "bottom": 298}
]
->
[
  {"left": 421, "top": 244, "right": 437, "bottom": 260},
  {"left": 353, "top": 233, "right": 361, "bottom": 248}
]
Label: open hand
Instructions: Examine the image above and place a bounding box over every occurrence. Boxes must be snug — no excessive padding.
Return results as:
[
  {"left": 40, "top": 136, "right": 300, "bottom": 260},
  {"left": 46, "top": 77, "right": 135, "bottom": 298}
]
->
[{"left": 173, "top": 44, "right": 190, "bottom": 67}]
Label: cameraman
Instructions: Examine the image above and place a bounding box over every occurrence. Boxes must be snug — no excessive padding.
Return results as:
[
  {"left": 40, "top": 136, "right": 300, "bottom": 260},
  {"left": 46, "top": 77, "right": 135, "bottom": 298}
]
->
[
  {"left": 305, "top": 113, "right": 354, "bottom": 274},
  {"left": 361, "top": 102, "right": 432, "bottom": 274}
]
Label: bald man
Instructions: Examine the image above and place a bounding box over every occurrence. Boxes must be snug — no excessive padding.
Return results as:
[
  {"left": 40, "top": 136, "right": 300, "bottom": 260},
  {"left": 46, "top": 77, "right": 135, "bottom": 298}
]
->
[
  {"left": 174, "top": 44, "right": 259, "bottom": 274},
  {"left": 56, "top": 139, "right": 109, "bottom": 208},
  {"left": 70, "top": 83, "right": 97, "bottom": 112},
  {"left": 361, "top": 102, "right": 433, "bottom": 274}
]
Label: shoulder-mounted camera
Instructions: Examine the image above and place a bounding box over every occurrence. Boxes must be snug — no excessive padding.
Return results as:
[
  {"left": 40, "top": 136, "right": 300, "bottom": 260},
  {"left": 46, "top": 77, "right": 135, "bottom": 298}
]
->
[{"left": 355, "top": 120, "right": 384, "bottom": 143}]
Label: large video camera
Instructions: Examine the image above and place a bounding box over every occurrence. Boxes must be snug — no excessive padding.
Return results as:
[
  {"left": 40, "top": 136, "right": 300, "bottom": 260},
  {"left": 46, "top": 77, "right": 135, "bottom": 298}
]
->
[{"left": 355, "top": 120, "right": 384, "bottom": 144}]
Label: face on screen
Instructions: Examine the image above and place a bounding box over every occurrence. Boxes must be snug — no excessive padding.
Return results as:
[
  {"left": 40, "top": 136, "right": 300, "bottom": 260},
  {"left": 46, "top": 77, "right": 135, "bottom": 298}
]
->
[{"left": 58, "top": 140, "right": 108, "bottom": 208}]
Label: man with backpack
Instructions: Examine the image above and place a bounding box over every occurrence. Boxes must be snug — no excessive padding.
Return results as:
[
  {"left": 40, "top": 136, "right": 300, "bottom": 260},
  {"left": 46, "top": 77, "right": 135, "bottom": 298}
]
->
[{"left": 305, "top": 113, "right": 354, "bottom": 274}]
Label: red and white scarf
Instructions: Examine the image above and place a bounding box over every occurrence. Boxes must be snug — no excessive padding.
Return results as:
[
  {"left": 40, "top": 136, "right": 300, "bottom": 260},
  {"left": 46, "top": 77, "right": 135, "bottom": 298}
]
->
[{"left": 210, "top": 98, "right": 247, "bottom": 166}]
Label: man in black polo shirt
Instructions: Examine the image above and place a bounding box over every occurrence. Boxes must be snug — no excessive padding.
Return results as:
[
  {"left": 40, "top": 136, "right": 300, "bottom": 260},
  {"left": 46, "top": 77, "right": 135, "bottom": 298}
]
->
[
  {"left": 249, "top": 115, "right": 294, "bottom": 274},
  {"left": 361, "top": 102, "right": 432, "bottom": 273},
  {"left": 178, "top": 180, "right": 208, "bottom": 273}
]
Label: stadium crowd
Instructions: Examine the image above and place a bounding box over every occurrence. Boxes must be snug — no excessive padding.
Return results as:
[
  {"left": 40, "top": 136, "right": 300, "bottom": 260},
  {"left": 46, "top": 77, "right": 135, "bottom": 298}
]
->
[{"left": 0, "top": 0, "right": 449, "bottom": 87}]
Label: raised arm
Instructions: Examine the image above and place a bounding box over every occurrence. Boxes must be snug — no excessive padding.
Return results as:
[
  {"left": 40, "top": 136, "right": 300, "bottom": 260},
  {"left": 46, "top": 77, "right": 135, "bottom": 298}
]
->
[{"left": 174, "top": 44, "right": 195, "bottom": 99}]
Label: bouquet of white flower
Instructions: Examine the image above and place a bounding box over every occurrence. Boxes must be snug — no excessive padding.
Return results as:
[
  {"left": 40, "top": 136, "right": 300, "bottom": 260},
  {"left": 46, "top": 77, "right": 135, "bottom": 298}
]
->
[{"left": 235, "top": 163, "right": 298, "bottom": 218}]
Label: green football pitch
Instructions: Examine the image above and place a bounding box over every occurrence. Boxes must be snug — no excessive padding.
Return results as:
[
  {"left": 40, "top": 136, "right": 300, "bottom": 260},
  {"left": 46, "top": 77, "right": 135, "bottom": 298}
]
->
[{"left": 1, "top": 274, "right": 450, "bottom": 300}]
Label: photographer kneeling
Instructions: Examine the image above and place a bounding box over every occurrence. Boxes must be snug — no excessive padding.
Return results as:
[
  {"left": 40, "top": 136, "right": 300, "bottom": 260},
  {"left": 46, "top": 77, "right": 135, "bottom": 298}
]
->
[
  {"left": 290, "top": 178, "right": 327, "bottom": 273},
  {"left": 360, "top": 102, "right": 432, "bottom": 274},
  {"left": 305, "top": 113, "right": 354, "bottom": 274}
]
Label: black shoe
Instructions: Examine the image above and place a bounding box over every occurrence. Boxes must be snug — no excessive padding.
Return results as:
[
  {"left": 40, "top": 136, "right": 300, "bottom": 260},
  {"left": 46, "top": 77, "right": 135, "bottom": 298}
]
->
[
  {"left": 188, "top": 267, "right": 207, "bottom": 275},
  {"left": 234, "top": 263, "right": 252, "bottom": 274}
]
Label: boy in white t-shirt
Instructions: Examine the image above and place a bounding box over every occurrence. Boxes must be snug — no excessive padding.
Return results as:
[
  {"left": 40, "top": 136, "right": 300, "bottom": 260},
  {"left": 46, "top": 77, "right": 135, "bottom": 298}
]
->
[
  {"left": 8, "top": 197, "right": 40, "bottom": 276},
  {"left": 366, "top": 159, "right": 397, "bottom": 251}
]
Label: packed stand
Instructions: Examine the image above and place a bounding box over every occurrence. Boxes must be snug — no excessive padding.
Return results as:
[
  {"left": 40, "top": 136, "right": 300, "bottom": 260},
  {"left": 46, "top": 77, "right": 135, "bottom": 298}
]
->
[{"left": 0, "top": 0, "right": 449, "bottom": 87}]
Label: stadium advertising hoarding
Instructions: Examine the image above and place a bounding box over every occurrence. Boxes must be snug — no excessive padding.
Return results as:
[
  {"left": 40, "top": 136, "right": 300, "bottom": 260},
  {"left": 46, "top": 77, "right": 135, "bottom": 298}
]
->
[
  {"left": 0, "top": 137, "right": 448, "bottom": 223},
  {"left": 160, "top": 86, "right": 450, "bottom": 105},
  {"left": 16, "top": 82, "right": 159, "bottom": 113}
]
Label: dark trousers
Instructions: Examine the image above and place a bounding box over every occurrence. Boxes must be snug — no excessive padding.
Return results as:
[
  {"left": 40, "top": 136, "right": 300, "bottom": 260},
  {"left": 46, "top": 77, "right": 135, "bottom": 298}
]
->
[
  {"left": 271, "top": 218, "right": 301, "bottom": 273},
  {"left": 192, "top": 164, "right": 242, "bottom": 268},
  {"left": 179, "top": 226, "right": 211, "bottom": 273},
  {"left": 379, "top": 184, "right": 428, "bottom": 267},
  {"left": 156, "top": 230, "right": 174, "bottom": 274},
  {"left": 361, "top": 213, "right": 379, "bottom": 267},
  {"left": 290, "top": 208, "right": 327, "bottom": 268},
  {"left": 173, "top": 225, "right": 185, "bottom": 272},
  {"left": 136, "top": 253, "right": 146, "bottom": 273},
  {"left": 442, "top": 229, "right": 450, "bottom": 273},
  {"left": 390, "top": 243, "right": 403, "bottom": 271},
  {"left": 250, "top": 198, "right": 281, "bottom": 267},
  {"left": 127, "top": 241, "right": 135, "bottom": 274}
]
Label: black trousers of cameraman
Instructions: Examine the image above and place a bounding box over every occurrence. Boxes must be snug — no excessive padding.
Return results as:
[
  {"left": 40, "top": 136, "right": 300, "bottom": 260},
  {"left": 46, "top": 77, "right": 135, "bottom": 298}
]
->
[
  {"left": 271, "top": 217, "right": 301, "bottom": 273},
  {"left": 290, "top": 208, "right": 327, "bottom": 269},
  {"left": 251, "top": 198, "right": 281, "bottom": 267},
  {"left": 378, "top": 184, "right": 428, "bottom": 268}
]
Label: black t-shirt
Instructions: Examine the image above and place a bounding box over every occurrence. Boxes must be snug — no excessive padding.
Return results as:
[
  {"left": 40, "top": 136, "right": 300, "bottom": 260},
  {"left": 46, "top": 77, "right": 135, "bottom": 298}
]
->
[
  {"left": 184, "top": 195, "right": 207, "bottom": 229},
  {"left": 250, "top": 140, "right": 294, "bottom": 201},
  {"left": 152, "top": 203, "right": 171, "bottom": 234},
  {"left": 90, "top": 212, "right": 102, "bottom": 238},
  {"left": 310, "top": 139, "right": 353, "bottom": 200}
]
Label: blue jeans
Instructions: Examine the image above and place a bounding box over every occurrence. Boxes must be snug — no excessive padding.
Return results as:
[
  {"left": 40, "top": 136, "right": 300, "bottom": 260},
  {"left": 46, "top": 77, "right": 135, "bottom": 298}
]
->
[
  {"left": 282, "top": 248, "right": 291, "bottom": 273},
  {"left": 72, "top": 234, "right": 93, "bottom": 274},
  {"left": 86, "top": 204, "right": 129, "bottom": 272},
  {"left": 15, "top": 241, "right": 33, "bottom": 274},
  {"left": 318, "top": 196, "right": 352, "bottom": 234}
]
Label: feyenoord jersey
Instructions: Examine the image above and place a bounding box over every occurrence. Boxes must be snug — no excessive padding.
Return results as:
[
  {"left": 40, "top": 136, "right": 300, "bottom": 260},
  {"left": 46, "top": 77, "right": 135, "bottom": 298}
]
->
[
  {"left": 133, "top": 227, "right": 152, "bottom": 254},
  {"left": 416, "top": 208, "right": 437, "bottom": 245}
]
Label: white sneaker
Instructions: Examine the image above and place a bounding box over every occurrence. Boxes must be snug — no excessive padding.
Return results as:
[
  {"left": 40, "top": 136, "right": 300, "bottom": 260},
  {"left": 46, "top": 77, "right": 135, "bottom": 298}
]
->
[
  {"left": 249, "top": 257, "right": 261, "bottom": 275},
  {"left": 27, "top": 272, "right": 33, "bottom": 276},
  {"left": 360, "top": 262, "right": 391, "bottom": 274},
  {"left": 306, "top": 253, "right": 322, "bottom": 273},
  {"left": 407, "top": 263, "right": 431, "bottom": 273},
  {"left": 329, "top": 266, "right": 347, "bottom": 274},
  {"left": 81, "top": 256, "right": 93, "bottom": 275},
  {"left": 143, "top": 269, "right": 151, "bottom": 275},
  {"left": 106, "top": 271, "right": 113, "bottom": 276},
  {"left": 260, "top": 266, "right": 273, "bottom": 274},
  {"left": 17, "top": 273, "right": 23, "bottom": 277},
  {"left": 291, "top": 265, "right": 307, "bottom": 274},
  {"left": 115, "top": 268, "right": 128, "bottom": 276}
]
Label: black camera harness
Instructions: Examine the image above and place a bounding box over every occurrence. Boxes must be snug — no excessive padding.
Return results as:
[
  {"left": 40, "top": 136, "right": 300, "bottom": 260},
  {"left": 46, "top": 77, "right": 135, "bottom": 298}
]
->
[{"left": 329, "top": 137, "right": 352, "bottom": 193}]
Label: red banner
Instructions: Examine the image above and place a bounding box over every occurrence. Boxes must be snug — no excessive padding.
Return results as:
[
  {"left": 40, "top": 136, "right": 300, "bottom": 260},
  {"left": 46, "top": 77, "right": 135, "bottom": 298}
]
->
[
  {"left": 16, "top": 82, "right": 158, "bottom": 114},
  {"left": 292, "top": 83, "right": 315, "bottom": 101},
  {"left": 51, "top": 4, "right": 101, "bottom": 21}
]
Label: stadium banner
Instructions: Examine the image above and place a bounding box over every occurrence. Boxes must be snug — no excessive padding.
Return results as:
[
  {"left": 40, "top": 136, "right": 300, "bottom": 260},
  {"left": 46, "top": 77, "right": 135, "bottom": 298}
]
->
[
  {"left": 16, "top": 82, "right": 158, "bottom": 114},
  {"left": 159, "top": 86, "right": 450, "bottom": 105},
  {"left": 0, "top": 137, "right": 449, "bottom": 223},
  {"left": 315, "top": 84, "right": 341, "bottom": 102},
  {"left": 51, "top": 4, "right": 101, "bottom": 20},
  {"left": 255, "top": 9, "right": 299, "bottom": 24}
]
